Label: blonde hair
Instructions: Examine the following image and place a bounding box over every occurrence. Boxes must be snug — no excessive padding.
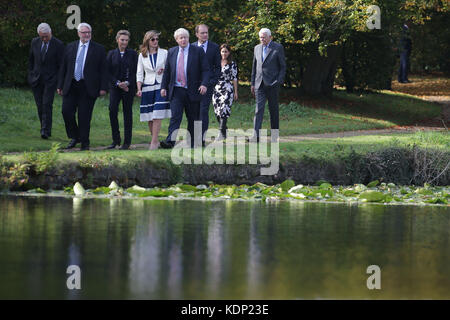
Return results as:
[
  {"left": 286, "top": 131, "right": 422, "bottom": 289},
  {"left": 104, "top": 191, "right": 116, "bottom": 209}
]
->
[
  {"left": 140, "top": 30, "right": 160, "bottom": 57},
  {"left": 173, "top": 28, "right": 189, "bottom": 40}
]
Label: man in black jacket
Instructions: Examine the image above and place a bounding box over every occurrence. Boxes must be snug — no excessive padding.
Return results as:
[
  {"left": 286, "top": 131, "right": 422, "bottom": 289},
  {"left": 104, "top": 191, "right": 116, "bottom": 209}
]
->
[
  {"left": 105, "top": 30, "right": 138, "bottom": 150},
  {"left": 28, "top": 23, "right": 64, "bottom": 139},
  {"left": 192, "top": 24, "right": 221, "bottom": 145},
  {"left": 398, "top": 24, "right": 412, "bottom": 84},
  {"left": 57, "top": 22, "right": 108, "bottom": 150}
]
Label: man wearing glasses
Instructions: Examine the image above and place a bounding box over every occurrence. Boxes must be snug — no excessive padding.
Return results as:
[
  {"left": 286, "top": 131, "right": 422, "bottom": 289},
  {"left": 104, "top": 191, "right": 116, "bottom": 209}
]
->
[{"left": 57, "top": 22, "right": 108, "bottom": 151}]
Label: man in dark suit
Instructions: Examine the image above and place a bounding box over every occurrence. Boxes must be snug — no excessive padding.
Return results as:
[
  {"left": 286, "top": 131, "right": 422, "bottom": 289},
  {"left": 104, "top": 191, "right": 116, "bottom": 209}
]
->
[
  {"left": 191, "top": 24, "right": 221, "bottom": 145},
  {"left": 251, "top": 28, "right": 286, "bottom": 142},
  {"left": 57, "top": 22, "right": 108, "bottom": 151},
  {"left": 105, "top": 30, "right": 138, "bottom": 150},
  {"left": 160, "top": 28, "right": 210, "bottom": 148},
  {"left": 398, "top": 24, "right": 412, "bottom": 84},
  {"left": 28, "top": 23, "right": 64, "bottom": 139}
]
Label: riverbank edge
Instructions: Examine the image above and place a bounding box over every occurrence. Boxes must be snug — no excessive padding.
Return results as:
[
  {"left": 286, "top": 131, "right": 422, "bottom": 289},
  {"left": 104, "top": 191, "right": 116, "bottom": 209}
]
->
[{"left": 1, "top": 145, "right": 449, "bottom": 190}]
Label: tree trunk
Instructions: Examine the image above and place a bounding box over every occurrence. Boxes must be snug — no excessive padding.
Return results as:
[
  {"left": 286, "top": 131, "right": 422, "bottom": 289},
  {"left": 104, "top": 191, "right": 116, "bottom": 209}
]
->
[{"left": 300, "top": 45, "right": 341, "bottom": 97}]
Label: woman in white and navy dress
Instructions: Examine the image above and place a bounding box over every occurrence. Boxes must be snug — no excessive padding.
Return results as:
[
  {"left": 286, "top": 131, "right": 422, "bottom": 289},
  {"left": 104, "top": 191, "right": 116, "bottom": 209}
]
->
[{"left": 136, "top": 30, "right": 171, "bottom": 149}]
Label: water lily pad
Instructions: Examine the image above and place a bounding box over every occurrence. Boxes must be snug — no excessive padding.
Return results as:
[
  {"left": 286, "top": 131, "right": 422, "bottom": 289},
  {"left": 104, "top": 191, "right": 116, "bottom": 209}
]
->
[
  {"left": 319, "top": 183, "right": 332, "bottom": 190},
  {"left": 315, "top": 180, "right": 329, "bottom": 186},
  {"left": 127, "top": 185, "right": 146, "bottom": 193},
  {"left": 139, "top": 189, "right": 174, "bottom": 197},
  {"left": 359, "top": 191, "right": 385, "bottom": 202},
  {"left": 178, "top": 184, "right": 198, "bottom": 192},
  {"left": 93, "top": 187, "right": 112, "bottom": 194},
  {"left": 354, "top": 184, "right": 367, "bottom": 193},
  {"left": 367, "top": 180, "right": 379, "bottom": 188},
  {"left": 415, "top": 188, "right": 433, "bottom": 195}
]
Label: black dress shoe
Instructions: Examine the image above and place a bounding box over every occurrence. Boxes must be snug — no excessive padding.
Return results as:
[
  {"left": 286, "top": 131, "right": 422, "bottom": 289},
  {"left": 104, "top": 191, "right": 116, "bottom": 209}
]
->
[
  {"left": 105, "top": 142, "right": 119, "bottom": 150},
  {"left": 41, "top": 133, "right": 49, "bottom": 140},
  {"left": 80, "top": 145, "right": 90, "bottom": 151},
  {"left": 119, "top": 144, "right": 130, "bottom": 150},
  {"left": 246, "top": 136, "right": 260, "bottom": 143},
  {"left": 160, "top": 140, "right": 174, "bottom": 149},
  {"left": 66, "top": 139, "right": 79, "bottom": 149}
]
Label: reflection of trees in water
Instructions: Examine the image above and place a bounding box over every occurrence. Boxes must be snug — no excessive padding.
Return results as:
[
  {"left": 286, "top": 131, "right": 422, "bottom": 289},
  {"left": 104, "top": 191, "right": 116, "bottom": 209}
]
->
[{"left": 0, "top": 196, "right": 449, "bottom": 299}]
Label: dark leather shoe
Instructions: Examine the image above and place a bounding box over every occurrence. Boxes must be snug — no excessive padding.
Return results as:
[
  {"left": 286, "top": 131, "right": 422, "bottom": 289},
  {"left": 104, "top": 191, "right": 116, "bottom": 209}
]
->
[
  {"left": 246, "top": 136, "right": 259, "bottom": 143},
  {"left": 119, "top": 144, "right": 130, "bottom": 150},
  {"left": 41, "top": 133, "right": 49, "bottom": 140},
  {"left": 105, "top": 142, "right": 119, "bottom": 150},
  {"left": 160, "top": 140, "right": 174, "bottom": 149},
  {"left": 80, "top": 145, "right": 90, "bottom": 151},
  {"left": 66, "top": 139, "right": 79, "bottom": 149}
]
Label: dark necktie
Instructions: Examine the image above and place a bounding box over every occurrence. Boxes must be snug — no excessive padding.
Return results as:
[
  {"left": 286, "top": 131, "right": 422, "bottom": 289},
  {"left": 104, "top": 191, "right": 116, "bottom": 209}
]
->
[{"left": 41, "top": 42, "right": 48, "bottom": 62}]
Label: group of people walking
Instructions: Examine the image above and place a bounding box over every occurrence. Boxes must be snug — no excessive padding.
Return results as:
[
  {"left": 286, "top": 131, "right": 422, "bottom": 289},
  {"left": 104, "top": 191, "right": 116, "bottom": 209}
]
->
[{"left": 28, "top": 22, "right": 286, "bottom": 151}]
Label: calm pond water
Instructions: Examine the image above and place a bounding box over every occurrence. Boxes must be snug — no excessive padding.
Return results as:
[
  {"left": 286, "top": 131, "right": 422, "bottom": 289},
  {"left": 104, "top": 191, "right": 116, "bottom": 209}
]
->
[{"left": 0, "top": 195, "right": 448, "bottom": 299}]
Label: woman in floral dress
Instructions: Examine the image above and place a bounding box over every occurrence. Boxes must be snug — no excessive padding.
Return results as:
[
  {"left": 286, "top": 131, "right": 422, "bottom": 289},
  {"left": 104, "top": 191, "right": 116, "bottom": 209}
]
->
[{"left": 212, "top": 44, "right": 238, "bottom": 139}]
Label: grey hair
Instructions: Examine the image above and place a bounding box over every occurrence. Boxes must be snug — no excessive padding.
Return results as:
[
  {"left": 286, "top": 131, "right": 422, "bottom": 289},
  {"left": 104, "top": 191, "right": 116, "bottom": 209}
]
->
[
  {"left": 37, "top": 23, "right": 51, "bottom": 34},
  {"left": 259, "top": 28, "right": 271, "bottom": 37},
  {"left": 174, "top": 28, "right": 189, "bottom": 40},
  {"left": 77, "top": 22, "right": 92, "bottom": 32}
]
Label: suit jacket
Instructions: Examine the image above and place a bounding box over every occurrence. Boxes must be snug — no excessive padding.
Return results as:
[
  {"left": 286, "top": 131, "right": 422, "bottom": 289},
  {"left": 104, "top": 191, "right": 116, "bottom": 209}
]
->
[
  {"left": 28, "top": 36, "right": 64, "bottom": 87},
  {"left": 251, "top": 41, "right": 286, "bottom": 89},
  {"left": 58, "top": 40, "right": 108, "bottom": 98},
  {"left": 106, "top": 48, "right": 138, "bottom": 91},
  {"left": 191, "top": 41, "right": 221, "bottom": 87},
  {"left": 136, "top": 48, "right": 168, "bottom": 85},
  {"left": 161, "top": 45, "right": 210, "bottom": 102}
]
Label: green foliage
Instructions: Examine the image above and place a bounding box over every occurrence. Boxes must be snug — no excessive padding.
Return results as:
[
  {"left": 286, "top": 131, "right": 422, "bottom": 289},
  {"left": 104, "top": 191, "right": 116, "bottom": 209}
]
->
[
  {"left": 367, "top": 180, "right": 379, "bottom": 188},
  {"left": 339, "top": 30, "right": 395, "bottom": 91},
  {"left": 22, "top": 143, "right": 60, "bottom": 174},
  {"left": 281, "top": 179, "right": 295, "bottom": 192}
]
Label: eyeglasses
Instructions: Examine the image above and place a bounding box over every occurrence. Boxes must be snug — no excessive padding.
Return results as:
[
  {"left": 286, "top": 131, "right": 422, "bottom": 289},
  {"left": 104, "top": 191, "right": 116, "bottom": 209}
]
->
[
  {"left": 151, "top": 38, "right": 159, "bottom": 41},
  {"left": 79, "top": 31, "right": 91, "bottom": 34}
]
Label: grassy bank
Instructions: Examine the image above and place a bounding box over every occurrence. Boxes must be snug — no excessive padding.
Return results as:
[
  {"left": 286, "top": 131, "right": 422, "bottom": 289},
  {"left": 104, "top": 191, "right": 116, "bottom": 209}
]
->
[
  {"left": 1, "top": 132, "right": 448, "bottom": 190},
  {"left": 0, "top": 86, "right": 442, "bottom": 152}
]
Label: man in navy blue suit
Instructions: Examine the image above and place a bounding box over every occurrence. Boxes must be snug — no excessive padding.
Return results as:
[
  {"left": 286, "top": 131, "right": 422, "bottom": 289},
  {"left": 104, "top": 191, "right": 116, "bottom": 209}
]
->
[
  {"left": 192, "top": 24, "right": 221, "bottom": 146},
  {"left": 160, "top": 28, "right": 210, "bottom": 148}
]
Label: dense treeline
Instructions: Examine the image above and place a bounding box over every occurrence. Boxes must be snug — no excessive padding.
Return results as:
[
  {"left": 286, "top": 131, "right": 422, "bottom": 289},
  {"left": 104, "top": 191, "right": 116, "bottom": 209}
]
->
[{"left": 0, "top": 0, "right": 448, "bottom": 95}]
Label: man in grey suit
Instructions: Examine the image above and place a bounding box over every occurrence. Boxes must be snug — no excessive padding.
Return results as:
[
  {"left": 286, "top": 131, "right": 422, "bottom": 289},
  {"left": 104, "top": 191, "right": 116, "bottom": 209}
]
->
[{"left": 251, "top": 28, "right": 286, "bottom": 142}]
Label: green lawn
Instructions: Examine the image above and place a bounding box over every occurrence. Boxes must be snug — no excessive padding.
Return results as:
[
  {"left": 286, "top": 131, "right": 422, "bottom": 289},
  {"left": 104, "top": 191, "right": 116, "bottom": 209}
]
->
[
  {"left": 4, "top": 131, "right": 449, "bottom": 164},
  {"left": 0, "top": 86, "right": 442, "bottom": 152}
]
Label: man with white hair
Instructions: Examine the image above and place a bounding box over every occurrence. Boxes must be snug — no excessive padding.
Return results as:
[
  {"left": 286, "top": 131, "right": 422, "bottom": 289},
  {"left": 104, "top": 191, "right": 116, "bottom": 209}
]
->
[
  {"left": 28, "top": 23, "right": 64, "bottom": 139},
  {"left": 160, "top": 28, "right": 210, "bottom": 148},
  {"left": 57, "top": 22, "right": 108, "bottom": 150},
  {"left": 250, "top": 28, "right": 286, "bottom": 142}
]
